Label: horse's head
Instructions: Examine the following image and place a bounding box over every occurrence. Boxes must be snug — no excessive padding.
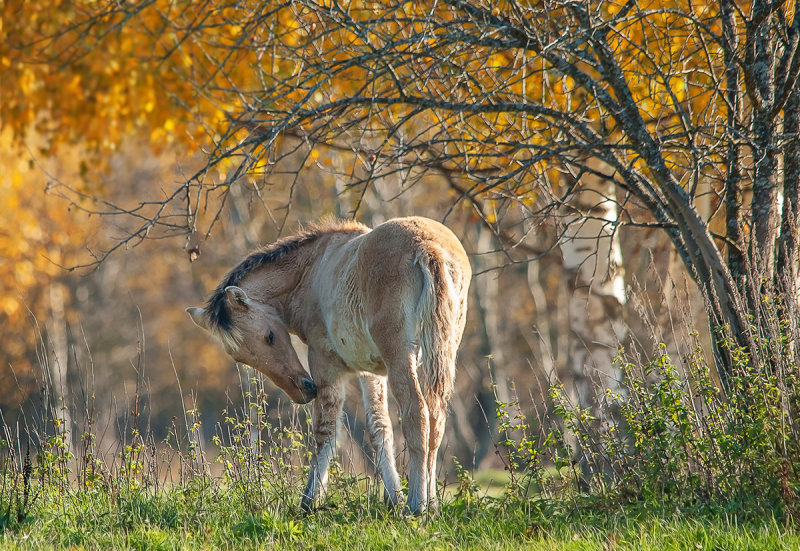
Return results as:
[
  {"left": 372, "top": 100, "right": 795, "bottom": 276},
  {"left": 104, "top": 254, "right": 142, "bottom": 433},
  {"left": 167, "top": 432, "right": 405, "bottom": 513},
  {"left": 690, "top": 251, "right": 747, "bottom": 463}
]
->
[{"left": 186, "top": 286, "right": 317, "bottom": 404}]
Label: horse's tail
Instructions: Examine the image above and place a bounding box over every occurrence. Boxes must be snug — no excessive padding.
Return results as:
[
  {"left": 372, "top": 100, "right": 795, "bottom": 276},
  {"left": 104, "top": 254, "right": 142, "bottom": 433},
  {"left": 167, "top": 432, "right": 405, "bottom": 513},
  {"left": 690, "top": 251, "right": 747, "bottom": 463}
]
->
[{"left": 414, "top": 250, "right": 469, "bottom": 406}]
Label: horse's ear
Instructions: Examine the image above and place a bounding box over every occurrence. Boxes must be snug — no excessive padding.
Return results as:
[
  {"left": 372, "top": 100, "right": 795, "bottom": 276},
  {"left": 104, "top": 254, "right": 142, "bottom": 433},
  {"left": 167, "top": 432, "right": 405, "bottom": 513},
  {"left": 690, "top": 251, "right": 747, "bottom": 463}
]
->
[
  {"left": 186, "top": 307, "right": 208, "bottom": 329},
  {"left": 225, "top": 286, "right": 250, "bottom": 311}
]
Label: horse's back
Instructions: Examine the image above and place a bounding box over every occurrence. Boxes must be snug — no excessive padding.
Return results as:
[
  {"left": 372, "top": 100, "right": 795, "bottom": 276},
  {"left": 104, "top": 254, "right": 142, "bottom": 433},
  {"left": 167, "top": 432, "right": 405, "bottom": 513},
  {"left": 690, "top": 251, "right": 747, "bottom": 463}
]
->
[
  {"left": 358, "top": 217, "right": 470, "bottom": 286},
  {"left": 365, "top": 216, "right": 468, "bottom": 263}
]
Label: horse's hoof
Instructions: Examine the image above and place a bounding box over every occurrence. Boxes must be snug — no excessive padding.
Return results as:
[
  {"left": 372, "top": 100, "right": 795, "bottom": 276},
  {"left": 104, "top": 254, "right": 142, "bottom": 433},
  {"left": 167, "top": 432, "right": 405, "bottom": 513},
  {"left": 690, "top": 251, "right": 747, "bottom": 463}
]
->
[
  {"left": 398, "top": 503, "right": 425, "bottom": 517},
  {"left": 384, "top": 490, "right": 406, "bottom": 511},
  {"left": 300, "top": 499, "right": 316, "bottom": 516}
]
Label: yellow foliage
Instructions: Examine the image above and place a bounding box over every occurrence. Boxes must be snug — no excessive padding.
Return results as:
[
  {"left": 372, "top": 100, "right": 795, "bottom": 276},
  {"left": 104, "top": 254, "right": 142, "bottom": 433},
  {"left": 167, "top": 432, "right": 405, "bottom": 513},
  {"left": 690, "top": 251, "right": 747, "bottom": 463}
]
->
[
  {"left": 0, "top": 0, "right": 769, "bottom": 404},
  {"left": 0, "top": 127, "right": 95, "bottom": 389},
  {"left": 0, "top": 0, "right": 272, "bottom": 176}
]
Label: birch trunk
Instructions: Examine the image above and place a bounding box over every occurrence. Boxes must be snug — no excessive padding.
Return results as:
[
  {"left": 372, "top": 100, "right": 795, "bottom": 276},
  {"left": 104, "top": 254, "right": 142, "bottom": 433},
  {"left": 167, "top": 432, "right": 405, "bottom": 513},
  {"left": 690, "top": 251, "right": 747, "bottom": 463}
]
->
[
  {"left": 468, "top": 224, "right": 510, "bottom": 468},
  {"left": 47, "top": 283, "right": 72, "bottom": 452},
  {"left": 560, "top": 181, "right": 627, "bottom": 467}
]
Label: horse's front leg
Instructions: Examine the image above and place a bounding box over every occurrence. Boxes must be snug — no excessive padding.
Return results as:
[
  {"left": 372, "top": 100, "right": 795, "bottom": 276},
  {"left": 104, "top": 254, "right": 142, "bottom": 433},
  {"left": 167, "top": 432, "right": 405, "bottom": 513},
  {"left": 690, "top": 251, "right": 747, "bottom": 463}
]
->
[
  {"left": 301, "top": 370, "right": 345, "bottom": 514},
  {"left": 359, "top": 374, "right": 404, "bottom": 508}
]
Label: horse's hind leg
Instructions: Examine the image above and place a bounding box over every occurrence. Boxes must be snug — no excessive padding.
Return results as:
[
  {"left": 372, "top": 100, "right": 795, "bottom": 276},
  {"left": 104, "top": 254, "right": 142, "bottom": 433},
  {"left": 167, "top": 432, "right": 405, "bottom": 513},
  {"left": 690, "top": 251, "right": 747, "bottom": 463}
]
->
[
  {"left": 374, "top": 336, "right": 430, "bottom": 514},
  {"left": 366, "top": 265, "right": 430, "bottom": 513},
  {"left": 387, "top": 354, "right": 429, "bottom": 514},
  {"left": 426, "top": 395, "right": 447, "bottom": 510},
  {"left": 359, "top": 374, "right": 404, "bottom": 508}
]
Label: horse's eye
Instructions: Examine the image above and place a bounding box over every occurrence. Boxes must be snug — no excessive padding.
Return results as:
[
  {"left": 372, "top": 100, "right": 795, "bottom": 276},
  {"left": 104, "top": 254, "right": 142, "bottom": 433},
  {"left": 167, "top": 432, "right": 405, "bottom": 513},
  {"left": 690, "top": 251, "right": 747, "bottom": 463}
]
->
[{"left": 266, "top": 331, "right": 275, "bottom": 346}]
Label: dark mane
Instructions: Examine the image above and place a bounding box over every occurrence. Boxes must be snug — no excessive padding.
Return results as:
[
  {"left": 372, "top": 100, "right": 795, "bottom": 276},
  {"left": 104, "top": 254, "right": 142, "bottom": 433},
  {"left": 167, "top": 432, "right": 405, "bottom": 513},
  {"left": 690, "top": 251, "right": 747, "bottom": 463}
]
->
[{"left": 204, "top": 219, "right": 369, "bottom": 341}]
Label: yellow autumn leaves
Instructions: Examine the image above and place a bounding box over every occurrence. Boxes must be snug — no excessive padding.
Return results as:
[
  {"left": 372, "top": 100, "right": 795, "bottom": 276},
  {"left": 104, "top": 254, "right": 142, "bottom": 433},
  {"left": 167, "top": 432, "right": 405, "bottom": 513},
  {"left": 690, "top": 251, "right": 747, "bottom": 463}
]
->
[
  {"left": 0, "top": 127, "right": 91, "bottom": 347},
  {"left": 0, "top": 0, "right": 767, "bottom": 354}
]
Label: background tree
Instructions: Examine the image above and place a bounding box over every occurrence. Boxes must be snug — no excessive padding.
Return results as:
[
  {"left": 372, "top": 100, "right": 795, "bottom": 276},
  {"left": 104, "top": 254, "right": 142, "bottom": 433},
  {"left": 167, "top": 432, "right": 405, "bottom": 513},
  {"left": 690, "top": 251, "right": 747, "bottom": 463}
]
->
[
  {"left": 3, "top": 0, "right": 800, "bottom": 475},
  {"left": 157, "top": 0, "right": 794, "bottom": 386}
]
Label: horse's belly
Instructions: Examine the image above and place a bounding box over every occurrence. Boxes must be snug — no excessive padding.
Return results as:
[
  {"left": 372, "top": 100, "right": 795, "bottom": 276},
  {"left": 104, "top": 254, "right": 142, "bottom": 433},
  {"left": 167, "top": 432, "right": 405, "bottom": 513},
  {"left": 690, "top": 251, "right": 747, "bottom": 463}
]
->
[
  {"left": 329, "top": 319, "right": 385, "bottom": 374},
  {"left": 314, "top": 244, "right": 386, "bottom": 374}
]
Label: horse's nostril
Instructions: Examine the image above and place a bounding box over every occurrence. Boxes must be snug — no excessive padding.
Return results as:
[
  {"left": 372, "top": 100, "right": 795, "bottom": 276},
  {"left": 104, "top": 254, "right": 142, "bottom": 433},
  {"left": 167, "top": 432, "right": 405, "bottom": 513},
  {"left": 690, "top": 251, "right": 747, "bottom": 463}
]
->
[{"left": 301, "top": 378, "right": 317, "bottom": 395}]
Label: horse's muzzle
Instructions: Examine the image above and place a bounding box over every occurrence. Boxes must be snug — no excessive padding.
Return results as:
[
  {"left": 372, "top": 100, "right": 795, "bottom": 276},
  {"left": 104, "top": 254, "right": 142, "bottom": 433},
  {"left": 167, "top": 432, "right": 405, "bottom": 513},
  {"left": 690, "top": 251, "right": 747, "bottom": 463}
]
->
[{"left": 298, "top": 377, "right": 317, "bottom": 403}]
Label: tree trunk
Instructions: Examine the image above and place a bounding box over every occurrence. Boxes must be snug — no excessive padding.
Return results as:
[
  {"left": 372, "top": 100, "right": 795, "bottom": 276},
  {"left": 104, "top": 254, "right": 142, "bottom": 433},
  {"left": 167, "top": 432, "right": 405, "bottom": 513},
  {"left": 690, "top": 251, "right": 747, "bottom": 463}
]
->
[
  {"left": 748, "top": 16, "right": 780, "bottom": 287},
  {"left": 47, "top": 282, "right": 72, "bottom": 452},
  {"left": 526, "top": 259, "right": 558, "bottom": 386},
  {"left": 560, "top": 180, "right": 627, "bottom": 471},
  {"left": 777, "top": 87, "right": 800, "bottom": 300},
  {"left": 468, "top": 224, "right": 510, "bottom": 469},
  {"left": 721, "top": 0, "right": 746, "bottom": 294}
]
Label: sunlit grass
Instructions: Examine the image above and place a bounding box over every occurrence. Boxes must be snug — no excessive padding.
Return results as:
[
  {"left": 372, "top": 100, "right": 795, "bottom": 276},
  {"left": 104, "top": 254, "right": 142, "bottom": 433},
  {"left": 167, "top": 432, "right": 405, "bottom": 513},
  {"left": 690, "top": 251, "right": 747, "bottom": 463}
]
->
[
  {"left": 2, "top": 328, "right": 799, "bottom": 549},
  {"left": 1, "top": 481, "right": 797, "bottom": 550}
]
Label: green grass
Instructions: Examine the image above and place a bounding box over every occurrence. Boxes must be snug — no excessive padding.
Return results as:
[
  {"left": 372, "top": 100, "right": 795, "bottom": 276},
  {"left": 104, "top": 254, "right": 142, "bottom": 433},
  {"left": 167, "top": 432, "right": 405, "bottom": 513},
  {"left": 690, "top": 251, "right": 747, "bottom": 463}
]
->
[
  {"left": 1, "top": 481, "right": 797, "bottom": 550},
  {"left": 3, "top": 334, "right": 798, "bottom": 549}
]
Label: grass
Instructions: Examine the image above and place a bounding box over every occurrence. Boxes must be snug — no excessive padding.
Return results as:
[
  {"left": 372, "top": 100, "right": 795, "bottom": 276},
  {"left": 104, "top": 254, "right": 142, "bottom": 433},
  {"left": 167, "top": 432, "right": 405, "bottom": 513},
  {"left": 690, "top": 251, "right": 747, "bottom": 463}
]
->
[
  {"left": 0, "top": 473, "right": 797, "bottom": 550},
  {"left": 2, "top": 322, "right": 798, "bottom": 549}
]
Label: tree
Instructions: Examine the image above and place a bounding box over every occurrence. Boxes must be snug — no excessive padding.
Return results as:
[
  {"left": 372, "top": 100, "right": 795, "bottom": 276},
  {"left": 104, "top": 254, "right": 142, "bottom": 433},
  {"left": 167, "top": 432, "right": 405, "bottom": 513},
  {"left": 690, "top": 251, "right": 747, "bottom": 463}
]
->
[
  {"left": 5, "top": 0, "right": 799, "bottom": 400},
  {"left": 161, "top": 0, "right": 793, "bottom": 386},
  {"left": 0, "top": 127, "right": 95, "bottom": 424}
]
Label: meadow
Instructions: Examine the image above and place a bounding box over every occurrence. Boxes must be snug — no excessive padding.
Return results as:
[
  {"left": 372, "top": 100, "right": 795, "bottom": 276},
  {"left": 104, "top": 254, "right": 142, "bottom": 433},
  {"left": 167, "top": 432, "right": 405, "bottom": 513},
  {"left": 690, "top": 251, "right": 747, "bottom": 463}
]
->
[
  {"left": 2, "top": 483, "right": 798, "bottom": 550},
  {"left": 1, "top": 334, "right": 798, "bottom": 550}
]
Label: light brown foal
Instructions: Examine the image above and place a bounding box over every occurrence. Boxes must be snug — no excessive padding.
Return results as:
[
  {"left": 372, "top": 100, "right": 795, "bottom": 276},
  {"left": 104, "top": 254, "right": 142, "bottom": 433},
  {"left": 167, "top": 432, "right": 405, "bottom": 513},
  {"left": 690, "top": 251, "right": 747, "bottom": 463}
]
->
[{"left": 187, "top": 216, "right": 471, "bottom": 514}]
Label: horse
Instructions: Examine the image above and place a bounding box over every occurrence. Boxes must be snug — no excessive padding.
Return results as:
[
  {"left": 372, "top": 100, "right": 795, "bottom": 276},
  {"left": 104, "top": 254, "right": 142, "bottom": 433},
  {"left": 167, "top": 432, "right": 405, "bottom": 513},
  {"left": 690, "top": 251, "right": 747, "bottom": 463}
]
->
[{"left": 186, "top": 216, "right": 471, "bottom": 514}]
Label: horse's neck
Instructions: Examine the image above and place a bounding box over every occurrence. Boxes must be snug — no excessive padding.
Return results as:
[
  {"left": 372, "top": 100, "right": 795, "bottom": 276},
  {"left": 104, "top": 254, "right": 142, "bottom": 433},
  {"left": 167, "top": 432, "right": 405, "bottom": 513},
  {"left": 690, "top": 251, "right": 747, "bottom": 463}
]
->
[{"left": 240, "top": 238, "right": 321, "bottom": 322}]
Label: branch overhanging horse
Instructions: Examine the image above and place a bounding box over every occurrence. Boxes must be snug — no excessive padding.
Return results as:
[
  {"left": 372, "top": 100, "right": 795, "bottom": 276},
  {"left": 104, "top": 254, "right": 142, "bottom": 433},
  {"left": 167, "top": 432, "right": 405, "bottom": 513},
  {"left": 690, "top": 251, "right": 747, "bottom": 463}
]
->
[{"left": 187, "top": 217, "right": 471, "bottom": 514}]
